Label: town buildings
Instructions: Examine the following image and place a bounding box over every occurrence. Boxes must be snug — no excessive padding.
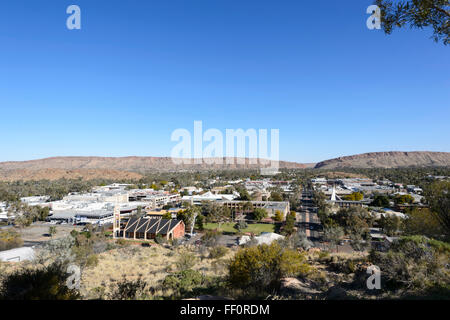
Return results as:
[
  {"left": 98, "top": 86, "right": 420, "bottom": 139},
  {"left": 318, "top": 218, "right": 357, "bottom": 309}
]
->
[{"left": 119, "top": 217, "right": 185, "bottom": 240}]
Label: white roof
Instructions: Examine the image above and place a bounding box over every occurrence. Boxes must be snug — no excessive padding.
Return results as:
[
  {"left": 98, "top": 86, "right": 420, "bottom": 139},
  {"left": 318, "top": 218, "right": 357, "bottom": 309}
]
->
[
  {"left": 239, "top": 232, "right": 285, "bottom": 246},
  {"left": 373, "top": 210, "right": 406, "bottom": 219},
  {"left": 0, "top": 247, "right": 35, "bottom": 262},
  {"left": 182, "top": 192, "right": 237, "bottom": 202}
]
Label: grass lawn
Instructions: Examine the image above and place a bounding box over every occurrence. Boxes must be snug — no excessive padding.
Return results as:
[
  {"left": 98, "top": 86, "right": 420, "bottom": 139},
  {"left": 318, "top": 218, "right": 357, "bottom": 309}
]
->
[{"left": 203, "top": 222, "right": 275, "bottom": 235}]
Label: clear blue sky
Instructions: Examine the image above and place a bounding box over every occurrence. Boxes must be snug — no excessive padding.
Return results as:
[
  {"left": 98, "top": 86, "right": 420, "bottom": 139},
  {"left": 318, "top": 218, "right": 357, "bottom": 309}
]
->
[{"left": 1, "top": 0, "right": 449, "bottom": 163}]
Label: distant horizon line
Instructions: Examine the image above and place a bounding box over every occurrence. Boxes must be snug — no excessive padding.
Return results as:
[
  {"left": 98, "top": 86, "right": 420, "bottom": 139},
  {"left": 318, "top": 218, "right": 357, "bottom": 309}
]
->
[{"left": 1, "top": 150, "right": 449, "bottom": 165}]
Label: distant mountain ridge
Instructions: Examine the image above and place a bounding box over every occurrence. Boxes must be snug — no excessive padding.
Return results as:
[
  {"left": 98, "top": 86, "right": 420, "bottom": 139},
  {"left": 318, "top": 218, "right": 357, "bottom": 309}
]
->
[
  {"left": 0, "top": 156, "right": 312, "bottom": 172},
  {"left": 0, "top": 168, "right": 143, "bottom": 182},
  {"left": 314, "top": 151, "right": 450, "bottom": 169},
  {"left": 0, "top": 152, "right": 448, "bottom": 181}
]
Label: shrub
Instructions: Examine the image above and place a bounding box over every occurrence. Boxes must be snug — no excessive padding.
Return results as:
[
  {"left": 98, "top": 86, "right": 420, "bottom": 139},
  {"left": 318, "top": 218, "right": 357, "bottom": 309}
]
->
[
  {"left": 108, "top": 275, "right": 148, "bottom": 300},
  {"left": 176, "top": 252, "right": 197, "bottom": 271},
  {"left": 0, "top": 262, "right": 80, "bottom": 300},
  {"left": 154, "top": 234, "right": 166, "bottom": 245},
  {"left": 234, "top": 221, "right": 248, "bottom": 232},
  {"left": 274, "top": 210, "right": 284, "bottom": 222},
  {"left": 0, "top": 230, "right": 23, "bottom": 251},
  {"left": 86, "top": 254, "right": 99, "bottom": 268},
  {"left": 228, "top": 242, "right": 311, "bottom": 294},
  {"left": 318, "top": 251, "right": 331, "bottom": 262},
  {"left": 115, "top": 238, "right": 128, "bottom": 246},
  {"left": 202, "top": 230, "right": 221, "bottom": 247},
  {"left": 209, "top": 246, "right": 228, "bottom": 259},
  {"left": 162, "top": 269, "right": 204, "bottom": 296},
  {"left": 369, "top": 236, "right": 450, "bottom": 292}
]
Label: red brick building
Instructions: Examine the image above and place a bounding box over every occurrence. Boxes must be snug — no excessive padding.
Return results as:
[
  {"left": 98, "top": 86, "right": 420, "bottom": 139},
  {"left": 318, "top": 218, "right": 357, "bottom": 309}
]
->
[{"left": 121, "top": 217, "right": 185, "bottom": 241}]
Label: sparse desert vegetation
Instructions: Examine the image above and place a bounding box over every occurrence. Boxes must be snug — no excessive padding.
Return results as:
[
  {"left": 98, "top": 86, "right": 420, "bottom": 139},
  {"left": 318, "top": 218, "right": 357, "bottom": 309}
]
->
[{"left": 79, "top": 242, "right": 235, "bottom": 299}]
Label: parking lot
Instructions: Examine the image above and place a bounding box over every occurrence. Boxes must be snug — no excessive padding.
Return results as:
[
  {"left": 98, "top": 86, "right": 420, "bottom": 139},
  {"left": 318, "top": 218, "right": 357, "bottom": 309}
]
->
[
  {"left": 8, "top": 222, "right": 83, "bottom": 246},
  {"left": 181, "top": 232, "right": 239, "bottom": 248}
]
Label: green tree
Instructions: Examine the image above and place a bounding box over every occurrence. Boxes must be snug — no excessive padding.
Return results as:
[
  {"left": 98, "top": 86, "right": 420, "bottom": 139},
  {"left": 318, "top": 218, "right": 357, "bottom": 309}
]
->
[
  {"left": 343, "top": 192, "right": 364, "bottom": 201},
  {"left": 162, "top": 211, "right": 172, "bottom": 219},
  {"left": 234, "top": 220, "right": 248, "bottom": 232},
  {"left": 48, "top": 226, "right": 57, "bottom": 238},
  {"left": 282, "top": 211, "right": 296, "bottom": 236},
  {"left": 323, "top": 226, "right": 345, "bottom": 252},
  {"left": 371, "top": 194, "right": 390, "bottom": 207},
  {"left": 331, "top": 207, "right": 373, "bottom": 236},
  {"left": 207, "top": 205, "right": 231, "bottom": 229},
  {"left": 14, "top": 214, "right": 32, "bottom": 229},
  {"left": 34, "top": 206, "right": 50, "bottom": 221},
  {"left": 252, "top": 208, "right": 268, "bottom": 222},
  {"left": 403, "top": 208, "right": 444, "bottom": 239},
  {"left": 242, "top": 201, "right": 254, "bottom": 214},
  {"left": 394, "top": 194, "right": 415, "bottom": 205},
  {"left": 273, "top": 210, "right": 284, "bottom": 222},
  {"left": 375, "top": 0, "right": 449, "bottom": 45},
  {"left": 269, "top": 191, "right": 283, "bottom": 202},
  {"left": 195, "top": 213, "right": 204, "bottom": 231},
  {"left": 424, "top": 181, "right": 450, "bottom": 238},
  {"left": 379, "top": 215, "right": 403, "bottom": 236},
  {"left": 236, "top": 187, "right": 251, "bottom": 201},
  {"left": 177, "top": 206, "right": 199, "bottom": 233}
]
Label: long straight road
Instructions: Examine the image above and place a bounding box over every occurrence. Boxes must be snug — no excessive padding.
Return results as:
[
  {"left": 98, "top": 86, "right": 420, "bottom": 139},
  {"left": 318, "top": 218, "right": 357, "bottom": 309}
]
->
[{"left": 296, "top": 188, "right": 323, "bottom": 242}]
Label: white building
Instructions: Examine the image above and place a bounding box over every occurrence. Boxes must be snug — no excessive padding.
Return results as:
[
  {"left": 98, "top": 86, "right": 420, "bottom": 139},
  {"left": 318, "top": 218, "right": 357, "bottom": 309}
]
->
[
  {"left": 372, "top": 208, "right": 406, "bottom": 219},
  {"left": 0, "top": 247, "right": 35, "bottom": 262},
  {"left": 182, "top": 191, "right": 237, "bottom": 205},
  {"left": 20, "top": 196, "right": 51, "bottom": 206},
  {"left": 239, "top": 232, "right": 285, "bottom": 246},
  {"left": 311, "top": 178, "right": 327, "bottom": 184},
  {"left": 0, "top": 202, "right": 15, "bottom": 221}
]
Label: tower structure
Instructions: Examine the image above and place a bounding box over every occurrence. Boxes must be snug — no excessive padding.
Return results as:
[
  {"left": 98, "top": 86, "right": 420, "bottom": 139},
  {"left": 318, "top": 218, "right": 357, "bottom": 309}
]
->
[{"left": 113, "top": 203, "right": 120, "bottom": 239}]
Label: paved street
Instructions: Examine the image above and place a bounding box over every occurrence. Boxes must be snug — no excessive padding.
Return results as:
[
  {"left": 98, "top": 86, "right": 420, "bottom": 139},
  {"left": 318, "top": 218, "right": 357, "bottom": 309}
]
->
[{"left": 296, "top": 188, "right": 323, "bottom": 243}]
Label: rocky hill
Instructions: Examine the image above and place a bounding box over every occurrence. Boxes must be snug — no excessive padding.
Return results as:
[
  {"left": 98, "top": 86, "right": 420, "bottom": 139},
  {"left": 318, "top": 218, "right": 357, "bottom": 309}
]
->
[
  {"left": 0, "top": 156, "right": 311, "bottom": 172},
  {"left": 0, "top": 157, "right": 313, "bottom": 181},
  {"left": 314, "top": 151, "right": 450, "bottom": 169},
  {"left": 0, "top": 152, "right": 448, "bottom": 181},
  {"left": 0, "top": 168, "right": 143, "bottom": 182}
]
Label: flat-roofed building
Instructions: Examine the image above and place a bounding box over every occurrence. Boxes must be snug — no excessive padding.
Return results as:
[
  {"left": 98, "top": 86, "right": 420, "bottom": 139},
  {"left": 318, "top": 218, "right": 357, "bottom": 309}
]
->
[
  {"left": 217, "top": 200, "right": 290, "bottom": 219},
  {"left": 0, "top": 247, "right": 35, "bottom": 262}
]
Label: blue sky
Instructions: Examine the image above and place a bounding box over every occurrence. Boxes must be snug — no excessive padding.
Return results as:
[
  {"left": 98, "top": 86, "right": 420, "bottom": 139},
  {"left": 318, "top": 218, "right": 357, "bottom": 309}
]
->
[{"left": 0, "top": 0, "right": 449, "bottom": 163}]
